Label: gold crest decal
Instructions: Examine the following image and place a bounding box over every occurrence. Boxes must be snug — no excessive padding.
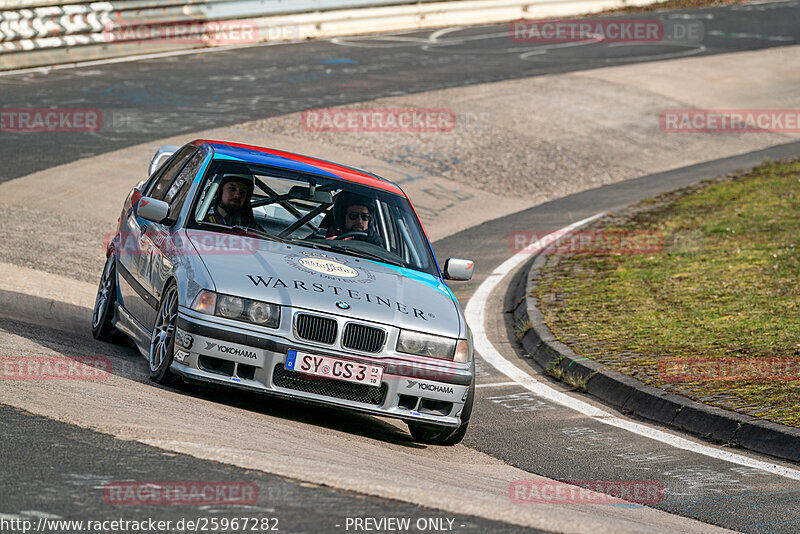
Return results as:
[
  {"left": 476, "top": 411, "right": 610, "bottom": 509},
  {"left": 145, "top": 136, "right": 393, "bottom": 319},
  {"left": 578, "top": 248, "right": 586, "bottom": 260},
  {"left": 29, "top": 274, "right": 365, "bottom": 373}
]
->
[
  {"left": 285, "top": 252, "right": 375, "bottom": 284},
  {"left": 298, "top": 257, "right": 359, "bottom": 278}
]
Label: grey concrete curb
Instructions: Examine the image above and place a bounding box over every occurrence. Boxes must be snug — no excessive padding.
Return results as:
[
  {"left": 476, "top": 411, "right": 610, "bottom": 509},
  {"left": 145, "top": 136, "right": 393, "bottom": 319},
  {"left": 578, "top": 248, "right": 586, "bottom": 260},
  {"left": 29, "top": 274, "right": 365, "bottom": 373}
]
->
[
  {"left": 509, "top": 252, "right": 800, "bottom": 464},
  {"left": 0, "top": 288, "right": 91, "bottom": 336}
]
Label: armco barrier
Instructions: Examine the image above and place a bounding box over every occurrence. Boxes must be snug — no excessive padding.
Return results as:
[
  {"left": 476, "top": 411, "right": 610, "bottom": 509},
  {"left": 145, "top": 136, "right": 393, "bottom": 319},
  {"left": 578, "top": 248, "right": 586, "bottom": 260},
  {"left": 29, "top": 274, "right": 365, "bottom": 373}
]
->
[
  {"left": 0, "top": 0, "right": 437, "bottom": 70},
  {"left": 0, "top": 0, "right": 662, "bottom": 71}
]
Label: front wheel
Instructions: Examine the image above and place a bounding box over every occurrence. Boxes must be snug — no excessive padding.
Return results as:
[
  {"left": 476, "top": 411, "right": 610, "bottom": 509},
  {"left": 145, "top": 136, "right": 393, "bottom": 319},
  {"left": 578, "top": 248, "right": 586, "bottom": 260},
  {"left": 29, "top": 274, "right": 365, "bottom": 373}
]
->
[
  {"left": 149, "top": 282, "right": 179, "bottom": 385},
  {"left": 92, "top": 254, "right": 120, "bottom": 341},
  {"left": 408, "top": 381, "right": 474, "bottom": 445}
]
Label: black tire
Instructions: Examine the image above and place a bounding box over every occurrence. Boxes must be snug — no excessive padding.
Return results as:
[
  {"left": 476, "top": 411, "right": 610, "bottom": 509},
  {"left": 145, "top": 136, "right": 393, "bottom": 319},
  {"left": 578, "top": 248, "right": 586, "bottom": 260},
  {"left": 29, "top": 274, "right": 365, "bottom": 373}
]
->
[
  {"left": 92, "top": 254, "right": 121, "bottom": 341},
  {"left": 408, "top": 380, "right": 475, "bottom": 446},
  {"left": 149, "top": 282, "right": 180, "bottom": 386}
]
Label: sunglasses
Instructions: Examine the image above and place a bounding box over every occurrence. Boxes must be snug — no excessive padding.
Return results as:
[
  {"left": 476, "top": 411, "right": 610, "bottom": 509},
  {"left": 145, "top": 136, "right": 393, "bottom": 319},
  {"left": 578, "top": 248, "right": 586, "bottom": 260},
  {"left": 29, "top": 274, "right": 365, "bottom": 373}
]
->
[{"left": 347, "top": 211, "right": 371, "bottom": 222}]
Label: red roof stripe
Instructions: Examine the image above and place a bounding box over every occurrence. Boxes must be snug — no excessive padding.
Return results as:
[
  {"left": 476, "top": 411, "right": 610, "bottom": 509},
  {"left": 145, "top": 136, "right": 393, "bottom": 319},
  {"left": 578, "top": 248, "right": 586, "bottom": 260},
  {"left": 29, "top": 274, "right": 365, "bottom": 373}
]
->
[
  {"left": 404, "top": 192, "right": 430, "bottom": 240},
  {"left": 203, "top": 140, "right": 404, "bottom": 195}
]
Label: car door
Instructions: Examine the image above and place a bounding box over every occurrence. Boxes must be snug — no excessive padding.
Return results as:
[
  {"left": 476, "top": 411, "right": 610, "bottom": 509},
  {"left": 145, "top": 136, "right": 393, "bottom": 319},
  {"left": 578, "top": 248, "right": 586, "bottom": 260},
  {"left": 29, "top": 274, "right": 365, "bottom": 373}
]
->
[
  {"left": 117, "top": 145, "right": 197, "bottom": 329},
  {"left": 142, "top": 150, "right": 206, "bottom": 314}
]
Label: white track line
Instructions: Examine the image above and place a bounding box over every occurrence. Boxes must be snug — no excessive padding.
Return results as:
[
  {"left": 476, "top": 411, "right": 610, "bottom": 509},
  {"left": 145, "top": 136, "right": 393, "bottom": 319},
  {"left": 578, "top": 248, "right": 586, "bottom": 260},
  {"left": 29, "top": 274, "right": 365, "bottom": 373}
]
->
[
  {"left": 475, "top": 381, "right": 519, "bottom": 388},
  {"left": 465, "top": 213, "right": 800, "bottom": 481},
  {"left": 0, "top": 40, "right": 301, "bottom": 77}
]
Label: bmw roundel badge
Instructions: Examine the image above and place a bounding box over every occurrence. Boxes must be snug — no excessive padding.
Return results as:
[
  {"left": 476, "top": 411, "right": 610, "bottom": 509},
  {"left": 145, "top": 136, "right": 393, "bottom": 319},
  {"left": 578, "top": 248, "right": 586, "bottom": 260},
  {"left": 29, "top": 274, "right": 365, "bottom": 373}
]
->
[{"left": 336, "top": 301, "right": 351, "bottom": 310}]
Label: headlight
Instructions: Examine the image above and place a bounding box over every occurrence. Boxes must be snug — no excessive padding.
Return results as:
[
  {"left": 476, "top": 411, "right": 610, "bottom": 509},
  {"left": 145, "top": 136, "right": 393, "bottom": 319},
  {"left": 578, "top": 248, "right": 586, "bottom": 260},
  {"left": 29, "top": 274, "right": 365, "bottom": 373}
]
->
[
  {"left": 191, "top": 290, "right": 280, "bottom": 328},
  {"left": 217, "top": 295, "right": 245, "bottom": 318},
  {"left": 247, "top": 301, "right": 279, "bottom": 326},
  {"left": 397, "top": 330, "right": 457, "bottom": 360}
]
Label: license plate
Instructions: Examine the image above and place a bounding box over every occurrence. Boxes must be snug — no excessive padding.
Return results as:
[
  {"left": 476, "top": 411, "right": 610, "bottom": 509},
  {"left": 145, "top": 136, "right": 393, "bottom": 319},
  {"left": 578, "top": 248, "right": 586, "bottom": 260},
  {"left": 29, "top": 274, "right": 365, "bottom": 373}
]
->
[{"left": 285, "top": 350, "right": 383, "bottom": 386}]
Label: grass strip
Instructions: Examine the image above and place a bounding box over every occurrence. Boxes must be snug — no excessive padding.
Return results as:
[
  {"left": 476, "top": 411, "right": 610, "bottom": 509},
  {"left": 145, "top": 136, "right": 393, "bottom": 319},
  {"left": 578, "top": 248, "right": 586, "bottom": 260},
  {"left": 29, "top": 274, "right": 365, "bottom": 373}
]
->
[{"left": 535, "top": 159, "right": 800, "bottom": 428}]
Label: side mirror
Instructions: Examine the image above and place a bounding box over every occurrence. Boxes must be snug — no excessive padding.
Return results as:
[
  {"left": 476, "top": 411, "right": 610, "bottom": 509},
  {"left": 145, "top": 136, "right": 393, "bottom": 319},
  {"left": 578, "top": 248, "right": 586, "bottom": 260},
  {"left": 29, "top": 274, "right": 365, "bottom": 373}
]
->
[
  {"left": 138, "top": 196, "right": 170, "bottom": 224},
  {"left": 443, "top": 258, "right": 474, "bottom": 281},
  {"left": 148, "top": 145, "right": 180, "bottom": 176}
]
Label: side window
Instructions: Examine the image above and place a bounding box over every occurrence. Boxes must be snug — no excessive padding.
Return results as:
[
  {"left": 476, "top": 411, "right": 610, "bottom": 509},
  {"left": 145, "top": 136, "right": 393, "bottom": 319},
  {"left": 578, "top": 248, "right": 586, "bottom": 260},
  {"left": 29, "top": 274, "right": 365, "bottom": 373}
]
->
[
  {"left": 166, "top": 152, "right": 205, "bottom": 219},
  {"left": 378, "top": 201, "right": 397, "bottom": 252},
  {"left": 146, "top": 146, "right": 196, "bottom": 201}
]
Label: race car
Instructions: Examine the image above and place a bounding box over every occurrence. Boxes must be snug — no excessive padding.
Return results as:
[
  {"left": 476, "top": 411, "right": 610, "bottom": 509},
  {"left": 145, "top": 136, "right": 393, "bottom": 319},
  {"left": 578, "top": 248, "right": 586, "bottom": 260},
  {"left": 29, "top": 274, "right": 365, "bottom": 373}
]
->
[{"left": 92, "top": 139, "right": 476, "bottom": 445}]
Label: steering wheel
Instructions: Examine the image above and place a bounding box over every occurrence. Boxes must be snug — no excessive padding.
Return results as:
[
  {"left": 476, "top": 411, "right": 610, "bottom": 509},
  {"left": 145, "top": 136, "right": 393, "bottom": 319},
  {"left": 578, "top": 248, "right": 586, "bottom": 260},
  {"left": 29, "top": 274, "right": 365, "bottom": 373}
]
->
[{"left": 334, "top": 231, "right": 369, "bottom": 240}]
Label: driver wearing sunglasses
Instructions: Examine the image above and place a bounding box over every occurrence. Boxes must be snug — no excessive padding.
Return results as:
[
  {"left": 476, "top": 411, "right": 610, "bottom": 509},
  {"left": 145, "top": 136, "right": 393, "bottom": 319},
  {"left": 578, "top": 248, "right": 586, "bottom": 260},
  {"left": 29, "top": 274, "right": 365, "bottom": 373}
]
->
[
  {"left": 324, "top": 192, "right": 382, "bottom": 246},
  {"left": 344, "top": 206, "right": 371, "bottom": 233}
]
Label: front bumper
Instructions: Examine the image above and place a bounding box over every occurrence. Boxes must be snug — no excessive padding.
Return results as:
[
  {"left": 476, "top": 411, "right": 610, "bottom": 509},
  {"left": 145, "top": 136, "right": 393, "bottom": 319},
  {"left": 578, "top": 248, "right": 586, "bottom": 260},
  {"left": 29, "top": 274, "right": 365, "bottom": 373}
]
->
[{"left": 172, "top": 309, "right": 474, "bottom": 428}]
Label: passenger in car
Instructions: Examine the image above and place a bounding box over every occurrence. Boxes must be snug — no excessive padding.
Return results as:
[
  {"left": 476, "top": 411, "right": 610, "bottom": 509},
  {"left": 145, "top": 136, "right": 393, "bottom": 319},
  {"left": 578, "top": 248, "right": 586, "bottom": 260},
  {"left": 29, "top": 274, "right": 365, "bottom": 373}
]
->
[{"left": 203, "top": 173, "right": 263, "bottom": 230}]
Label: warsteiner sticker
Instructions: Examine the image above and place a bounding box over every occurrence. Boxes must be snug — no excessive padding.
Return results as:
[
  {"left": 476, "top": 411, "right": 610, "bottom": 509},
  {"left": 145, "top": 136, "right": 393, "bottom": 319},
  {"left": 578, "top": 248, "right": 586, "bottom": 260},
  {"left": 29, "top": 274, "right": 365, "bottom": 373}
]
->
[
  {"left": 285, "top": 252, "right": 375, "bottom": 284},
  {"left": 246, "top": 275, "right": 432, "bottom": 321}
]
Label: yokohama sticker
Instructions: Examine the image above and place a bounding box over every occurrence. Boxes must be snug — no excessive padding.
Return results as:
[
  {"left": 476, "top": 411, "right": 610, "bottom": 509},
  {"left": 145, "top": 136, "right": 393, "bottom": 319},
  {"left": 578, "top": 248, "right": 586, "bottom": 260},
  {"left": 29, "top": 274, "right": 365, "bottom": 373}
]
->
[
  {"left": 205, "top": 342, "right": 257, "bottom": 360},
  {"left": 401, "top": 379, "right": 464, "bottom": 401}
]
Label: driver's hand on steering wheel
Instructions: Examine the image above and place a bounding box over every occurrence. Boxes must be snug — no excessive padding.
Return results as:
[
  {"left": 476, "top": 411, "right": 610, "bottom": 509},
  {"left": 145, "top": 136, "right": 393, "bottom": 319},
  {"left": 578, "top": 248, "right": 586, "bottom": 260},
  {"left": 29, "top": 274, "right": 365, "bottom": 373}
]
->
[{"left": 331, "top": 230, "right": 369, "bottom": 241}]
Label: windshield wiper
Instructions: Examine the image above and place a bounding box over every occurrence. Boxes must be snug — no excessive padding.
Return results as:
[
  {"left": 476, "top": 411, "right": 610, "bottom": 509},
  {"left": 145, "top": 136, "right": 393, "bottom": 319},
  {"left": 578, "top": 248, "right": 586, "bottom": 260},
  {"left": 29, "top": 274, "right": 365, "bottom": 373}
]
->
[
  {"left": 333, "top": 246, "right": 406, "bottom": 267},
  {"left": 290, "top": 238, "right": 337, "bottom": 252},
  {"left": 290, "top": 238, "right": 405, "bottom": 267},
  {"left": 198, "top": 221, "right": 285, "bottom": 243},
  {"left": 230, "top": 224, "right": 284, "bottom": 242}
]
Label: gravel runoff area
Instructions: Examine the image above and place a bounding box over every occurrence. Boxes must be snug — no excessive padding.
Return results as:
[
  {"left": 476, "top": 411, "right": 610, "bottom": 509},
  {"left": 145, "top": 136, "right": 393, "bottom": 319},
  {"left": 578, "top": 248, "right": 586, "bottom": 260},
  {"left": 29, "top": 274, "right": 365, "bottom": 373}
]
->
[
  {"left": 241, "top": 57, "right": 797, "bottom": 204},
  {"left": 532, "top": 159, "right": 800, "bottom": 429}
]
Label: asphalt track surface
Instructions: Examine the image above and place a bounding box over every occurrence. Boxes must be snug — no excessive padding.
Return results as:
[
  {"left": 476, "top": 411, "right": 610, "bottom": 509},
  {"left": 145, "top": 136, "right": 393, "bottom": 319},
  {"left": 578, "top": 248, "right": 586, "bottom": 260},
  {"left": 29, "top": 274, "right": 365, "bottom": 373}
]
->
[
  {"left": 0, "top": 393, "right": 534, "bottom": 534},
  {"left": 446, "top": 140, "right": 800, "bottom": 534},
  {"left": 2, "top": 2, "right": 800, "bottom": 533},
  {"left": 1, "top": 0, "right": 799, "bottom": 181}
]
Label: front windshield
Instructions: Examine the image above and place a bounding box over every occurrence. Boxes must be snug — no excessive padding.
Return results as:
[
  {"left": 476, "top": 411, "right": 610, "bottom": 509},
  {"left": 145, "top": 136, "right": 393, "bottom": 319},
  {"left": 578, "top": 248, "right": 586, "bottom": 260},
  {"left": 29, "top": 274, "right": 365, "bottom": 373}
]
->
[{"left": 191, "top": 159, "right": 438, "bottom": 276}]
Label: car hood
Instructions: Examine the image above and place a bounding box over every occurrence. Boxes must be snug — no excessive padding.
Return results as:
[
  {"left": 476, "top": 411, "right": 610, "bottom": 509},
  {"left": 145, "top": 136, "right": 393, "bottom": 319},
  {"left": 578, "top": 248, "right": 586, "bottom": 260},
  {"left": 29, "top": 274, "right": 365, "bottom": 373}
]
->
[{"left": 188, "top": 231, "right": 464, "bottom": 338}]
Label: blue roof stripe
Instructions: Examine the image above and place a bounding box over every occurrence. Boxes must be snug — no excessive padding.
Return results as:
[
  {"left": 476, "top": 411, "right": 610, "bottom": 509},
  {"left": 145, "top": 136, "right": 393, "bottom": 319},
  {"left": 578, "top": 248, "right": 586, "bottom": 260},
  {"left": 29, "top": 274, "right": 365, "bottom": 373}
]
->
[
  {"left": 209, "top": 143, "right": 341, "bottom": 179},
  {"left": 191, "top": 152, "right": 215, "bottom": 183}
]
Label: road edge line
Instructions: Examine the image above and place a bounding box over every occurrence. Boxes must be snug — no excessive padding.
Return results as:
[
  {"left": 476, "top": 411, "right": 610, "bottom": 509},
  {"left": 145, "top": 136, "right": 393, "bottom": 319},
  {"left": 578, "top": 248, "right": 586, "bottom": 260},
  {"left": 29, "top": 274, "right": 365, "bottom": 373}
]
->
[
  {"left": 514, "top": 236, "right": 800, "bottom": 463},
  {"left": 465, "top": 214, "right": 800, "bottom": 481}
]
